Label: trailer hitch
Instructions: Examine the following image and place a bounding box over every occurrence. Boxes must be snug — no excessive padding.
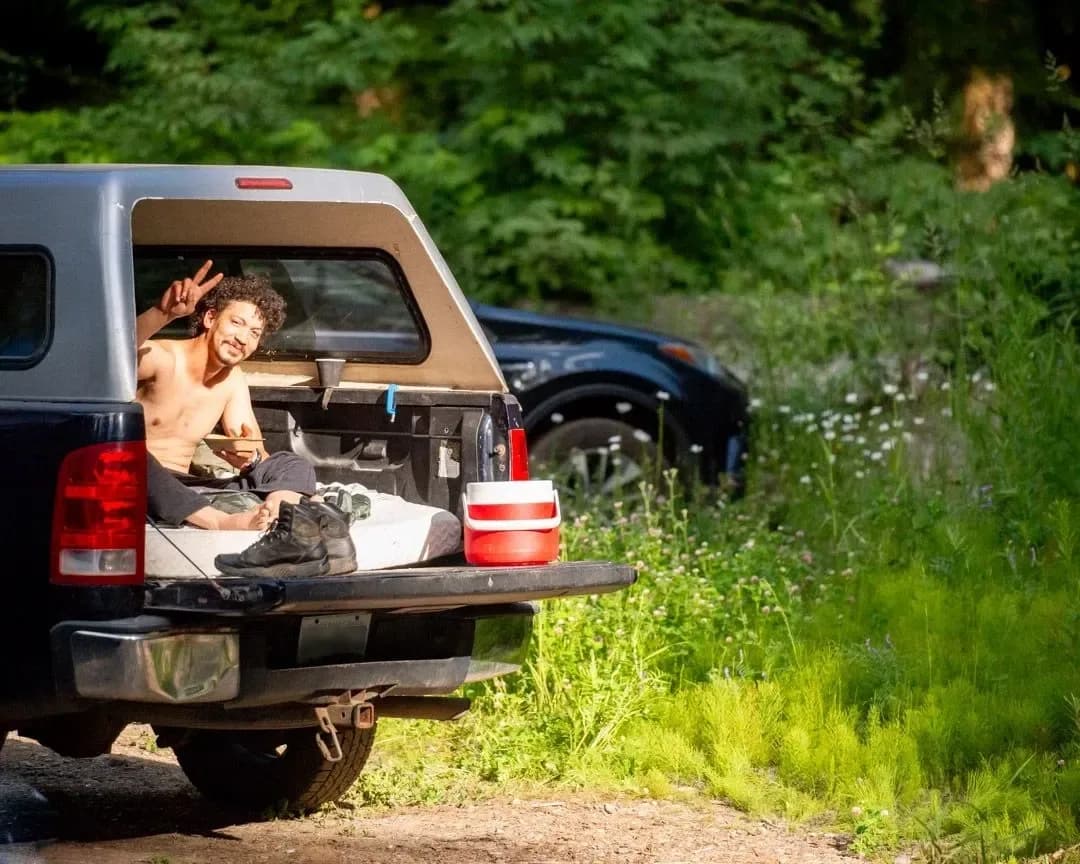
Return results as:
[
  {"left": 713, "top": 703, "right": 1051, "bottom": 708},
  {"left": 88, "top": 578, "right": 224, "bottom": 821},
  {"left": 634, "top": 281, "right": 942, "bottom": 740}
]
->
[{"left": 313, "top": 700, "right": 375, "bottom": 763}]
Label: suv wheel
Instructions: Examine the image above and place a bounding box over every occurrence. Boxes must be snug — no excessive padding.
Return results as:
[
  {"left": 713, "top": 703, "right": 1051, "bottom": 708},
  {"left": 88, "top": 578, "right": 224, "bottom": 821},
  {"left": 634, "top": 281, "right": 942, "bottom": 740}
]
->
[
  {"left": 530, "top": 418, "right": 658, "bottom": 497},
  {"left": 169, "top": 724, "right": 376, "bottom": 813}
]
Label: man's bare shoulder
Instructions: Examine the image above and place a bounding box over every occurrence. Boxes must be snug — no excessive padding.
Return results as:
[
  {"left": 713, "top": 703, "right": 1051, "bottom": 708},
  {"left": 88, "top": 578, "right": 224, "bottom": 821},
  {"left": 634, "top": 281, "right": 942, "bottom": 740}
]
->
[{"left": 137, "top": 337, "right": 181, "bottom": 382}]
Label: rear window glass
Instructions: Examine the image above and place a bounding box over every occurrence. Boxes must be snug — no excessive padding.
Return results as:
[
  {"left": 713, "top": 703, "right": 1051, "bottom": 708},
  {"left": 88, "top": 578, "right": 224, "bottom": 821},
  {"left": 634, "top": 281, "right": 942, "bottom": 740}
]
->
[
  {"left": 0, "top": 249, "right": 51, "bottom": 367},
  {"left": 133, "top": 247, "right": 428, "bottom": 363}
]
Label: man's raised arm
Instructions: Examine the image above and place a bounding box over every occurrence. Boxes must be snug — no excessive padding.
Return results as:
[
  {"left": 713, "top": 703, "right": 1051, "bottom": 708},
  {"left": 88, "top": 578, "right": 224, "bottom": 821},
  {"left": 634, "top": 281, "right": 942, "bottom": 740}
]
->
[{"left": 136, "top": 259, "right": 223, "bottom": 346}]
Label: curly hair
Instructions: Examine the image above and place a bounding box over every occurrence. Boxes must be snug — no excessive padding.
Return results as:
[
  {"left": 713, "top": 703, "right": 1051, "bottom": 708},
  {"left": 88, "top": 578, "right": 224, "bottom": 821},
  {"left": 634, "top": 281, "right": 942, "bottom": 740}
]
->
[{"left": 191, "top": 274, "right": 287, "bottom": 336}]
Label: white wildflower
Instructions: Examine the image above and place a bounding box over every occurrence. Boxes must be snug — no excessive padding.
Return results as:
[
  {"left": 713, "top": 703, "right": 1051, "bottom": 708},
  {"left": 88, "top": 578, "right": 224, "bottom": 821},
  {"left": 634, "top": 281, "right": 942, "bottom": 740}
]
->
[
  {"left": 799, "top": 475, "right": 812, "bottom": 485},
  {"left": 913, "top": 416, "right": 925, "bottom": 426},
  {"left": 869, "top": 405, "right": 883, "bottom": 416},
  {"left": 882, "top": 383, "right": 898, "bottom": 396},
  {"left": 844, "top": 392, "right": 859, "bottom": 404},
  {"left": 656, "top": 390, "right": 671, "bottom": 402}
]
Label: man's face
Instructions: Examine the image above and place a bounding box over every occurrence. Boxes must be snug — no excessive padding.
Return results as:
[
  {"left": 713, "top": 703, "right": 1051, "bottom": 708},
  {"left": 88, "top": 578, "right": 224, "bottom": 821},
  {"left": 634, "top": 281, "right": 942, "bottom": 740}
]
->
[{"left": 204, "top": 300, "right": 265, "bottom": 367}]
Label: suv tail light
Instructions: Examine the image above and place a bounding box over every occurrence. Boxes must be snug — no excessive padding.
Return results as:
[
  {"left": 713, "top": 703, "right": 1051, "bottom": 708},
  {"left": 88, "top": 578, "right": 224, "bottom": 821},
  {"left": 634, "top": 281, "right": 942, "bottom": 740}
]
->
[
  {"left": 509, "top": 428, "right": 530, "bottom": 480},
  {"left": 50, "top": 442, "right": 147, "bottom": 586}
]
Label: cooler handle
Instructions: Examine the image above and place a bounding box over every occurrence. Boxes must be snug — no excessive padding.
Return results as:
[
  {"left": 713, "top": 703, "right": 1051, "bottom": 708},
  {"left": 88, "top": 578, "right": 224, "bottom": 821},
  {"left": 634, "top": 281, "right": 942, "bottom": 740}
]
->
[{"left": 461, "top": 491, "right": 561, "bottom": 532}]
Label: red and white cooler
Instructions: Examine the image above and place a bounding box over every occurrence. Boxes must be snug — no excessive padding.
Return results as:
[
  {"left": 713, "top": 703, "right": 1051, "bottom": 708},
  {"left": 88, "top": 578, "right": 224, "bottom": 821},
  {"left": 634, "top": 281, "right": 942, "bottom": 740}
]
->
[{"left": 462, "top": 480, "right": 561, "bottom": 565}]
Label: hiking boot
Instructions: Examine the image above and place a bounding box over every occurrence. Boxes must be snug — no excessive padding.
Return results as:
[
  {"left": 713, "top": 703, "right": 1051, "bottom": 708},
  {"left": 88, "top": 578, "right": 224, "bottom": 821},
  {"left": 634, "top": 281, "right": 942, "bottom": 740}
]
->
[
  {"left": 215, "top": 501, "right": 329, "bottom": 577},
  {"left": 298, "top": 499, "right": 357, "bottom": 575}
]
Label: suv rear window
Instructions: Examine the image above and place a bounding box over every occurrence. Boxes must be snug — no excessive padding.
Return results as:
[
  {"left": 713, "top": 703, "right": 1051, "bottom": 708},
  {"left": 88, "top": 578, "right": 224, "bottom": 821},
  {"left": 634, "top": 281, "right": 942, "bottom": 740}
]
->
[
  {"left": 133, "top": 247, "right": 428, "bottom": 363},
  {"left": 0, "top": 249, "right": 51, "bottom": 367}
]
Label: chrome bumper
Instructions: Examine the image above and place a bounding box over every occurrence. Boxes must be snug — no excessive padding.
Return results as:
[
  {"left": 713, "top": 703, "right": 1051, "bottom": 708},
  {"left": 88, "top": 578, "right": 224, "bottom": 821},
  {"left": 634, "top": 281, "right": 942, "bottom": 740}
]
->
[
  {"left": 51, "top": 604, "right": 534, "bottom": 708},
  {"left": 67, "top": 628, "right": 240, "bottom": 704}
]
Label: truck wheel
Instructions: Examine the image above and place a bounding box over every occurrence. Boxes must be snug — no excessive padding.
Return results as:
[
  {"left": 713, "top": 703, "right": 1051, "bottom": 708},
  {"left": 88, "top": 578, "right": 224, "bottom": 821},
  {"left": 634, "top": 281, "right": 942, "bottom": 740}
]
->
[
  {"left": 169, "top": 724, "right": 376, "bottom": 813},
  {"left": 530, "top": 418, "right": 658, "bottom": 497}
]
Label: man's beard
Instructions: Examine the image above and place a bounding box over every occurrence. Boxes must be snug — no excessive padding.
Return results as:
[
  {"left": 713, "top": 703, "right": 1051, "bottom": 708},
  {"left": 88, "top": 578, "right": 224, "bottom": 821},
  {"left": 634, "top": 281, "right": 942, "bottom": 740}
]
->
[{"left": 217, "top": 342, "right": 247, "bottom": 367}]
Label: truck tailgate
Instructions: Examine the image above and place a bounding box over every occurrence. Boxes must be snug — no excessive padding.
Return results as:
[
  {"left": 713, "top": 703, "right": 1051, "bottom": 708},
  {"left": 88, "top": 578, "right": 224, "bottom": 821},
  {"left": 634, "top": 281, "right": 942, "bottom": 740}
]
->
[{"left": 145, "top": 561, "right": 636, "bottom": 616}]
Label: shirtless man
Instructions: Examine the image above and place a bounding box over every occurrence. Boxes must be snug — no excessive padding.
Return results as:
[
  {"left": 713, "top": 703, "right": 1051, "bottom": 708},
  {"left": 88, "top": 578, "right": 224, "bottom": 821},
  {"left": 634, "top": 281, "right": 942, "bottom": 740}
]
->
[{"left": 137, "top": 261, "right": 316, "bottom": 529}]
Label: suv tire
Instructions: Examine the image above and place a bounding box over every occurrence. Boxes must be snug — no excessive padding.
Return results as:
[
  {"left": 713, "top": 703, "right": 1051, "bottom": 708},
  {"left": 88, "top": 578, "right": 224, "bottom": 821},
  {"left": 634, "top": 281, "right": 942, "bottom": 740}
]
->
[
  {"left": 169, "top": 723, "right": 376, "bottom": 813},
  {"left": 530, "top": 417, "right": 659, "bottom": 496}
]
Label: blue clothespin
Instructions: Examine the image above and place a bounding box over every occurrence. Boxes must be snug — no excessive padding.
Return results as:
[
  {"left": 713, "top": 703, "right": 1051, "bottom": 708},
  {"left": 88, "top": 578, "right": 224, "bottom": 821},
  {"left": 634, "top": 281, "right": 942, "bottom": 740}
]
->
[{"left": 386, "top": 384, "right": 398, "bottom": 423}]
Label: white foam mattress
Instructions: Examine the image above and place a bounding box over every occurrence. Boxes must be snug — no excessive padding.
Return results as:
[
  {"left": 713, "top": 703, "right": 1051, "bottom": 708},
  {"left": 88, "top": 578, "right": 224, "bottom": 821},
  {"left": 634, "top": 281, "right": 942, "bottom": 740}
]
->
[{"left": 146, "top": 491, "right": 462, "bottom": 577}]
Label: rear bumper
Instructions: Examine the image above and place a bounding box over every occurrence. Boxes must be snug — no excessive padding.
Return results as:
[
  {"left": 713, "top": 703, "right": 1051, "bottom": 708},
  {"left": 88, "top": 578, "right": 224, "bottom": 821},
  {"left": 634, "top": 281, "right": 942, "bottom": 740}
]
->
[
  {"left": 51, "top": 616, "right": 240, "bottom": 705},
  {"left": 49, "top": 602, "right": 541, "bottom": 709}
]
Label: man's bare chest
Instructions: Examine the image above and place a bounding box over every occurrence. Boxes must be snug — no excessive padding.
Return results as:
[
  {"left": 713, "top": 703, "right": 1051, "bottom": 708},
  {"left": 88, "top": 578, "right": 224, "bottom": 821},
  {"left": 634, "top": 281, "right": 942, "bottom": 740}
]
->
[{"left": 142, "top": 378, "right": 230, "bottom": 438}]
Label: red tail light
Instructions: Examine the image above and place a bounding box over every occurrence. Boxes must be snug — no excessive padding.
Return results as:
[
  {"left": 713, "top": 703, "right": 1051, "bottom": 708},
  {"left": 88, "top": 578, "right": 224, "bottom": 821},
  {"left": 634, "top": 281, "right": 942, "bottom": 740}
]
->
[
  {"left": 509, "top": 428, "right": 530, "bottom": 480},
  {"left": 51, "top": 442, "right": 147, "bottom": 586}
]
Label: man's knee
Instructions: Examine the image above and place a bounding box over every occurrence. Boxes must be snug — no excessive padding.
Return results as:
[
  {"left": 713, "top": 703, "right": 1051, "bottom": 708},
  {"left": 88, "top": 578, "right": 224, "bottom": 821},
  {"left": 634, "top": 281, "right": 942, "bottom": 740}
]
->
[{"left": 257, "top": 452, "right": 317, "bottom": 495}]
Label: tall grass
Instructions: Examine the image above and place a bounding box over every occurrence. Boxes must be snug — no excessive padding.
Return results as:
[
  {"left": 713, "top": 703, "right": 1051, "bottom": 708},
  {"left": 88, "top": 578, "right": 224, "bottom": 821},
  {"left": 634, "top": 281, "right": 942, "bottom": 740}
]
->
[{"left": 350, "top": 168, "right": 1080, "bottom": 862}]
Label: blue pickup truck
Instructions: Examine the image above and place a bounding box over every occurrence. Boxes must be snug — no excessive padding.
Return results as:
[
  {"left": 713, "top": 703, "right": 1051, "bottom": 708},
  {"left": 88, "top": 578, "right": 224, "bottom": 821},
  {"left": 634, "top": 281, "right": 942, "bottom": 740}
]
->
[{"left": 0, "top": 164, "right": 634, "bottom": 812}]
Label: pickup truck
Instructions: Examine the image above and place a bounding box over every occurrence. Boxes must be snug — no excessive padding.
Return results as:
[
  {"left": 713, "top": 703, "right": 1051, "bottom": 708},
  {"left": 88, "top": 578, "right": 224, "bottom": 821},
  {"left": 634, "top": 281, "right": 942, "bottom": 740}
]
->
[{"left": 0, "top": 165, "right": 635, "bottom": 812}]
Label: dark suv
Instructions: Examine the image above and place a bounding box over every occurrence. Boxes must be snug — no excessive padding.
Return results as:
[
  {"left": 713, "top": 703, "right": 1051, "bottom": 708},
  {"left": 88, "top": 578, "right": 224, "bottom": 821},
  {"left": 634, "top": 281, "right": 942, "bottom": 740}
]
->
[
  {"left": 474, "top": 302, "right": 749, "bottom": 495},
  {"left": 0, "top": 164, "right": 633, "bottom": 813}
]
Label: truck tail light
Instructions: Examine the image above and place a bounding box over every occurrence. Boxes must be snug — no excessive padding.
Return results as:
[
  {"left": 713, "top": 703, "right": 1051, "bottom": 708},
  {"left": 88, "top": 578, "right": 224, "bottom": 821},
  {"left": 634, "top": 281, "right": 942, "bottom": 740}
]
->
[
  {"left": 509, "top": 428, "right": 530, "bottom": 480},
  {"left": 51, "top": 442, "right": 147, "bottom": 586}
]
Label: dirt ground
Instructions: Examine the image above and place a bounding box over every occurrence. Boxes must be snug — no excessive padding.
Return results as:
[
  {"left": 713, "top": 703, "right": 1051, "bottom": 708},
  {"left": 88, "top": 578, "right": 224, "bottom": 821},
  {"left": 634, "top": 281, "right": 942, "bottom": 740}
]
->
[{"left": 0, "top": 727, "right": 858, "bottom": 864}]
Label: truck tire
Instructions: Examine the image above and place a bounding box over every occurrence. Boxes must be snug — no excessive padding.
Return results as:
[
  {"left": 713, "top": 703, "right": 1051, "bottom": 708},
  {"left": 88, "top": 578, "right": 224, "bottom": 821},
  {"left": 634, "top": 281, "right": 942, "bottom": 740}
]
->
[{"left": 170, "top": 723, "right": 376, "bottom": 813}]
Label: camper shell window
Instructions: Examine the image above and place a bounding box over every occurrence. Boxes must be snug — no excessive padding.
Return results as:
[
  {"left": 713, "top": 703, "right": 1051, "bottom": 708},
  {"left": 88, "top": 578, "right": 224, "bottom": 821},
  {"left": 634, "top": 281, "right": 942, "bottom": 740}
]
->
[{"left": 134, "top": 247, "right": 429, "bottom": 363}]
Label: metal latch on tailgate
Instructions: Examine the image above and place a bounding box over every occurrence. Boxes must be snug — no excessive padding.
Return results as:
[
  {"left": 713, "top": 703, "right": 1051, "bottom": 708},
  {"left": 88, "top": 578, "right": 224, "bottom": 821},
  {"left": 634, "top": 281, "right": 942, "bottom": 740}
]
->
[{"left": 313, "top": 700, "right": 376, "bottom": 763}]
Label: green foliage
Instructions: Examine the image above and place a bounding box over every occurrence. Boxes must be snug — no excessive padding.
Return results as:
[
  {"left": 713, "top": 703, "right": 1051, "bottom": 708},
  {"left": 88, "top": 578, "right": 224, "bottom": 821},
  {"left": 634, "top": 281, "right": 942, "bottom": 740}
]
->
[{"left": 0, "top": 0, "right": 885, "bottom": 311}]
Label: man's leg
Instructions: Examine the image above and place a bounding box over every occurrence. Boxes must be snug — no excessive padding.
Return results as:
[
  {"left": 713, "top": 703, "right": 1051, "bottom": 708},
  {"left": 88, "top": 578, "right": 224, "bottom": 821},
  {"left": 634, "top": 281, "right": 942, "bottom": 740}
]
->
[
  {"left": 147, "top": 454, "right": 269, "bottom": 530},
  {"left": 242, "top": 453, "right": 317, "bottom": 517}
]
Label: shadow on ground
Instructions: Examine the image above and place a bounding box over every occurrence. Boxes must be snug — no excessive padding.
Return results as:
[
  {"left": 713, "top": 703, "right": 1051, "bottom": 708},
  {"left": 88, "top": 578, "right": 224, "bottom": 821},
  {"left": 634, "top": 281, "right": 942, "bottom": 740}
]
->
[{"left": 0, "top": 736, "right": 252, "bottom": 844}]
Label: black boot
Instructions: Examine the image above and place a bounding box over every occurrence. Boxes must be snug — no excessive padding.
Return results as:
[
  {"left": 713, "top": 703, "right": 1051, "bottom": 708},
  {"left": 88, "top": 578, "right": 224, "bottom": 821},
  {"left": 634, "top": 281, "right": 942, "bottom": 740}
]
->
[
  {"left": 215, "top": 501, "right": 329, "bottom": 578},
  {"left": 299, "top": 499, "right": 357, "bottom": 575}
]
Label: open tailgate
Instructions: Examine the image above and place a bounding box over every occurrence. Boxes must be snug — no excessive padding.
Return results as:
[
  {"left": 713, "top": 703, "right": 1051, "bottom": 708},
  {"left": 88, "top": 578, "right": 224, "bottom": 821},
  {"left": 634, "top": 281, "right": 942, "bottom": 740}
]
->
[{"left": 145, "top": 561, "right": 636, "bottom": 617}]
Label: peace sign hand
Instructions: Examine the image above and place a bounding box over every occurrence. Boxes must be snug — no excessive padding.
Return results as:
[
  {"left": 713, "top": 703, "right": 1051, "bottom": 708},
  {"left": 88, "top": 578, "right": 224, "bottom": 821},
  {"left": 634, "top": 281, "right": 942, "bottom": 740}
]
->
[{"left": 156, "top": 260, "right": 224, "bottom": 321}]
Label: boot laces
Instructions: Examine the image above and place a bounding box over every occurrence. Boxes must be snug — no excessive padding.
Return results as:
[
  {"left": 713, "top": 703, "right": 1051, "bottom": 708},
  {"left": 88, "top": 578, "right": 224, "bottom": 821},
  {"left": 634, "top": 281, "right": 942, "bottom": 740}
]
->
[{"left": 250, "top": 508, "right": 292, "bottom": 550}]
